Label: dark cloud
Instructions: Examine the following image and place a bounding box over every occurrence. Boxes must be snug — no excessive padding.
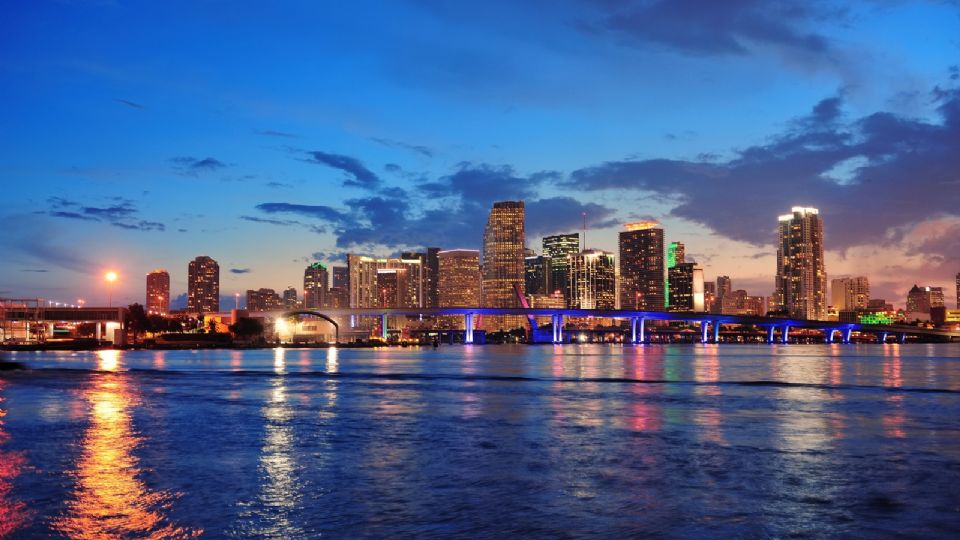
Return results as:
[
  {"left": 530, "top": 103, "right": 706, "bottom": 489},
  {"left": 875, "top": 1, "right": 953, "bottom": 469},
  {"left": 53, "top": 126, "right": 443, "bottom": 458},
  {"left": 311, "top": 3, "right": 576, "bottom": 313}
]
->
[
  {"left": 370, "top": 137, "right": 435, "bottom": 158},
  {"left": 20, "top": 268, "right": 48, "bottom": 273},
  {"left": 240, "top": 215, "right": 301, "bottom": 226},
  {"left": 310, "top": 251, "right": 349, "bottom": 263},
  {"left": 171, "top": 156, "right": 229, "bottom": 175},
  {"left": 115, "top": 99, "right": 146, "bottom": 109},
  {"left": 45, "top": 199, "right": 164, "bottom": 231},
  {"left": 255, "top": 129, "right": 300, "bottom": 138},
  {"left": 304, "top": 151, "right": 381, "bottom": 189},
  {"left": 582, "top": 0, "right": 836, "bottom": 58},
  {"left": 230, "top": 268, "right": 252, "bottom": 274},
  {"left": 567, "top": 85, "right": 960, "bottom": 258},
  {"left": 256, "top": 163, "right": 616, "bottom": 250}
]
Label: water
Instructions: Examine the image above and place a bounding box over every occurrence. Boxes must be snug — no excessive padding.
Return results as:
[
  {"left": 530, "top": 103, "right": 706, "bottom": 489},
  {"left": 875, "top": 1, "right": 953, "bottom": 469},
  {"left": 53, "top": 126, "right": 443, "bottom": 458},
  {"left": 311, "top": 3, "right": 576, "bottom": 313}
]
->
[{"left": 2, "top": 344, "right": 960, "bottom": 538}]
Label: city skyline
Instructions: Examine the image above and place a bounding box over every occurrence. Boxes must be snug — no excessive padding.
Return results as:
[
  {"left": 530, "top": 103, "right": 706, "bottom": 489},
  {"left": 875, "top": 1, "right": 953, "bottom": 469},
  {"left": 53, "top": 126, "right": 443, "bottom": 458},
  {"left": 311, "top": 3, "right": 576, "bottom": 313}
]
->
[{"left": 2, "top": 1, "right": 959, "bottom": 307}]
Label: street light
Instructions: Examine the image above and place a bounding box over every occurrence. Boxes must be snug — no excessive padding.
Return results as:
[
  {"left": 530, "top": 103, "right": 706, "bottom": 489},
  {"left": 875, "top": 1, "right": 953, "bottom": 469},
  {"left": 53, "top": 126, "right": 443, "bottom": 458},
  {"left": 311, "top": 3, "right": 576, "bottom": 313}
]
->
[{"left": 105, "top": 271, "right": 118, "bottom": 307}]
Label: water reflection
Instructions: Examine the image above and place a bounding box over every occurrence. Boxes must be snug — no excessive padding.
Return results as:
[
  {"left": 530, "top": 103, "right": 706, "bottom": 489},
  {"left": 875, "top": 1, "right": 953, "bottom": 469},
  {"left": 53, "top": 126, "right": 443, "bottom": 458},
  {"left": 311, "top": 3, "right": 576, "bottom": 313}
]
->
[
  {"left": 54, "top": 358, "right": 199, "bottom": 538},
  {"left": 882, "top": 346, "right": 906, "bottom": 439},
  {"left": 0, "top": 379, "right": 30, "bottom": 537}
]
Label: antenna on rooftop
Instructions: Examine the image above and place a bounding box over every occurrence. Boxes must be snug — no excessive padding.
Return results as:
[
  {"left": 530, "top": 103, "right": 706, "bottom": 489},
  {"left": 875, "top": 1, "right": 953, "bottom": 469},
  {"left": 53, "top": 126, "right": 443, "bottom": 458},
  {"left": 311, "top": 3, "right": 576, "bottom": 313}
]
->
[{"left": 582, "top": 212, "right": 586, "bottom": 251}]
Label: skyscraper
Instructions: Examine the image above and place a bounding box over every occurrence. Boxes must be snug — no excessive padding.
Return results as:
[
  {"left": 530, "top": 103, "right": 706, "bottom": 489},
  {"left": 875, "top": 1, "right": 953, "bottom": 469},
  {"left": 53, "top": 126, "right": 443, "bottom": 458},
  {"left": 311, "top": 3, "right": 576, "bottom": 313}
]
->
[
  {"left": 906, "top": 285, "right": 945, "bottom": 315},
  {"left": 246, "top": 288, "right": 283, "bottom": 311},
  {"left": 524, "top": 255, "right": 549, "bottom": 296},
  {"left": 665, "top": 241, "right": 685, "bottom": 308},
  {"left": 481, "top": 201, "right": 525, "bottom": 330},
  {"left": 282, "top": 286, "right": 298, "bottom": 309},
  {"left": 831, "top": 277, "right": 870, "bottom": 311},
  {"left": 425, "top": 247, "right": 441, "bottom": 308},
  {"left": 775, "top": 207, "right": 827, "bottom": 320},
  {"left": 438, "top": 249, "right": 481, "bottom": 307},
  {"left": 348, "top": 255, "right": 423, "bottom": 308},
  {"left": 187, "top": 256, "right": 219, "bottom": 313},
  {"left": 145, "top": 269, "right": 170, "bottom": 315},
  {"left": 714, "top": 276, "right": 732, "bottom": 314},
  {"left": 542, "top": 233, "right": 579, "bottom": 299},
  {"left": 332, "top": 266, "right": 349, "bottom": 289},
  {"left": 567, "top": 249, "right": 616, "bottom": 309},
  {"left": 303, "top": 262, "right": 328, "bottom": 309},
  {"left": 668, "top": 262, "right": 705, "bottom": 312},
  {"left": 618, "top": 221, "right": 665, "bottom": 311},
  {"left": 956, "top": 273, "right": 959, "bottom": 309}
]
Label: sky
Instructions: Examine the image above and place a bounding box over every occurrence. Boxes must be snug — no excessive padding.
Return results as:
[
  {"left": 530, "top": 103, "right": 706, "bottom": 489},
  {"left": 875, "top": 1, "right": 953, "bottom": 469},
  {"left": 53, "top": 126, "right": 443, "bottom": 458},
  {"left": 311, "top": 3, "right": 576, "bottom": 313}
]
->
[{"left": 1, "top": 0, "right": 959, "bottom": 309}]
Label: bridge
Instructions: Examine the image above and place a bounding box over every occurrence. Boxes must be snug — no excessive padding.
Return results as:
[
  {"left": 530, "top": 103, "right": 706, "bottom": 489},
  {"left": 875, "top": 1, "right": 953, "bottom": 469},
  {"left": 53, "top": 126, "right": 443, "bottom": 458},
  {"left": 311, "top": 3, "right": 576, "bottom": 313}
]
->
[{"left": 251, "top": 307, "right": 960, "bottom": 344}]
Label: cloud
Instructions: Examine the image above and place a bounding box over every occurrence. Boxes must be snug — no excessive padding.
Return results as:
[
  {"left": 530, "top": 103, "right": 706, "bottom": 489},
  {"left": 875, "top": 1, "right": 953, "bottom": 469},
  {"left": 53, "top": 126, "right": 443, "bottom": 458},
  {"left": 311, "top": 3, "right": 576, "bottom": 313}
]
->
[
  {"left": 265, "top": 181, "right": 292, "bottom": 189},
  {"left": 115, "top": 98, "right": 146, "bottom": 109},
  {"left": 255, "top": 129, "right": 300, "bottom": 138},
  {"left": 240, "top": 215, "right": 301, "bottom": 226},
  {"left": 20, "top": 268, "right": 48, "bottom": 273},
  {"left": 0, "top": 215, "right": 95, "bottom": 273},
  {"left": 581, "top": 0, "right": 837, "bottom": 58},
  {"left": 370, "top": 137, "right": 435, "bottom": 158},
  {"left": 171, "top": 156, "right": 229, "bottom": 175},
  {"left": 303, "top": 151, "right": 381, "bottom": 189},
  {"left": 567, "top": 84, "right": 960, "bottom": 260},
  {"left": 44, "top": 198, "right": 165, "bottom": 231},
  {"left": 230, "top": 268, "right": 252, "bottom": 274}
]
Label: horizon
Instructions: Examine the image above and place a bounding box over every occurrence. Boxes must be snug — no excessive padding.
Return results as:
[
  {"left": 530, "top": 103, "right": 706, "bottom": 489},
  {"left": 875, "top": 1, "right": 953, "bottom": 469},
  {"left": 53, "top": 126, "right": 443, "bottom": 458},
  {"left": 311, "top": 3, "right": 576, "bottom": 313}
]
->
[{"left": 2, "top": 1, "right": 959, "bottom": 308}]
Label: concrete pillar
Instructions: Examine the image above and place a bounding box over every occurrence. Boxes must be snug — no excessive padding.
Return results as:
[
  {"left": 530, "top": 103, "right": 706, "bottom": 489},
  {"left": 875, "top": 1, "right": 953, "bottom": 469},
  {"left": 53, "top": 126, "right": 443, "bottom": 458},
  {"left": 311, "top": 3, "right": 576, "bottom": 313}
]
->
[
  {"left": 898, "top": 333, "right": 907, "bottom": 344},
  {"left": 713, "top": 321, "right": 721, "bottom": 343},
  {"left": 701, "top": 320, "right": 709, "bottom": 344},
  {"left": 767, "top": 326, "right": 775, "bottom": 344},
  {"left": 381, "top": 314, "right": 388, "bottom": 340},
  {"left": 825, "top": 329, "right": 834, "bottom": 343},
  {"left": 781, "top": 325, "right": 790, "bottom": 344},
  {"left": 552, "top": 314, "right": 564, "bottom": 344},
  {"left": 464, "top": 313, "right": 474, "bottom": 344},
  {"left": 877, "top": 332, "right": 888, "bottom": 344},
  {"left": 843, "top": 328, "right": 853, "bottom": 344}
]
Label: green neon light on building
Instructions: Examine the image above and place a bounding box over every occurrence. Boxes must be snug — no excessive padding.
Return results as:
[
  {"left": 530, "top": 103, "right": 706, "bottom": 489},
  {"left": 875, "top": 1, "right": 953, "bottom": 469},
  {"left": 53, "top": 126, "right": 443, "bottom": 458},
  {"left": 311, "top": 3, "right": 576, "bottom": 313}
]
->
[
  {"left": 665, "top": 242, "right": 679, "bottom": 308},
  {"left": 859, "top": 312, "right": 894, "bottom": 325}
]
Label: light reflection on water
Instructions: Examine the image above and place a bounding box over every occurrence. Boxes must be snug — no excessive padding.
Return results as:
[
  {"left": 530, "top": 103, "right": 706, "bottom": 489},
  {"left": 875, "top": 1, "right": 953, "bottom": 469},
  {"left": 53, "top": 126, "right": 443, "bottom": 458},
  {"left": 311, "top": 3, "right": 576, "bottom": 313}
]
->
[
  {"left": 52, "top": 350, "right": 200, "bottom": 539},
  {"left": 1, "top": 344, "right": 959, "bottom": 538}
]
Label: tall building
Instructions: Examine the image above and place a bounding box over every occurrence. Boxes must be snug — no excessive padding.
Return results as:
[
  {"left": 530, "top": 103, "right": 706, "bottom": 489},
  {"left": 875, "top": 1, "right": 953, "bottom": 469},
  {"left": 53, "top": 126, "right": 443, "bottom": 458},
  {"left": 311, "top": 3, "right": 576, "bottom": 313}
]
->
[
  {"left": 187, "top": 256, "right": 219, "bottom": 313},
  {"left": 332, "top": 266, "right": 349, "bottom": 289},
  {"left": 831, "top": 277, "right": 869, "bottom": 311},
  {"left": 956, "top": 273, "right": 959, "bottom": 309},
  {"left": 282, "top": 286, "right": 298, "bottom": 309},
  {"left": 524, "top": 255, "right": 550, "bottom": 296},
  {"left": 665, "top": 241, "right": 685, "bottom": 308},
  {"left": 703, "top": 282, "right": 717, "bottom": 313},
  {"left": 438, "top": 250, "right": 481, "bottom": 307},
  {"left": 303, "top": 262, "right": 328, "bottom": 309},
  {"left": 668, "top": 262, "right": 705, "bottom": 312},
  {"left": 425, "top": 247, "right": 441, "bottom": 309},
  {"left": 246, "top": 288, "right": 283, "bottom": 311},
  {"left": 348, "top": 255, "right": 423, "bottom": 308},
  {"left": 775, "top": 207, "right": 827, "bottom": 320},
  {"left": 906, "top": 285, "right": 945, "bottom": 314},
  {"left": 542, "top": 233, "right": 579, "bottom": 299},
  {"left": 567, "top": 249, "right": 616, "bottom": 309},
  {"left": 145, "top": 269, "right": 170, "bottom": 315},
  {"left": 481, "top": 201, "right": 525, "bottom": 330},
  {"left": 618, "top": 221, "right": 665, "bottom": 311}
]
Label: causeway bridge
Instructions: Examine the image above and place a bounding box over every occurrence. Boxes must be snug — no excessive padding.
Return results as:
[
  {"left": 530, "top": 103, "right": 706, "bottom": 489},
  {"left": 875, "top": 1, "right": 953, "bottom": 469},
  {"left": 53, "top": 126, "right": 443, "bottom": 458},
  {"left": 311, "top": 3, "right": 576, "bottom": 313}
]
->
[{"left": 252, "top": 307, "right": 960, "bottom": 344}]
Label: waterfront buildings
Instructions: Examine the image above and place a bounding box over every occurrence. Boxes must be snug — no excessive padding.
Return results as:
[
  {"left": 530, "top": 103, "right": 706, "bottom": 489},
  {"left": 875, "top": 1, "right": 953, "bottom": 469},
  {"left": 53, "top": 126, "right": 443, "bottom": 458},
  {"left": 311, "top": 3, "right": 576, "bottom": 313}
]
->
[
  {"left": 775, "top": 207, "right": 827, "bottom": 320},
  {"left": 666, "top": 241, "right": 685, "bottom": 308},
  {"left": 303, "top": 262, "right": 328, "bottom": 309},
  {"left": 332, "top": 266, "right": 348, "bottom": 289},
  {"left": 831, "top": 277, "right": 870, "bottom": 311},
  {"left": 542, "top": 233, "right": 580, "bottom": 300},
  {"left": 282, "top": 286, "right": 298, "bottom": 309},
  {"left": 145, "top": 269, "right": 170, "bottom": 315},
  {"left": 524, "top": 255, "right": 550, "bottom": 296},
  {"left": 438, "top": 249, "right": 481, "bottom": 308},
  {"left": 567, "top": 249, "right": 616, "bottom": 309},
  {"left": 481, "top": 201, "right": 525, "bottom": 330},
  {"left": 425, "top": 247, "right": 440, "bottom": 309},
  {"left": 618, "top": 221, "right": 665, "bottom": 311},
  {"left": 956, "top": 273, "right": 959, "bottom": 308},
  {"left": 246, "top": 288, "right": 283, "bottom": 311},
  {"left": 668, "top": 262, "right": 705, "bottom": 312},
  {"left": 348, "top": 255, "right": 423, "bottom": 308},
  {"left": 187, "top": 256, "right": 219, "bottom": 313},
  {"left": 906, "top": 285, "right": 946, "bottom": 315}
]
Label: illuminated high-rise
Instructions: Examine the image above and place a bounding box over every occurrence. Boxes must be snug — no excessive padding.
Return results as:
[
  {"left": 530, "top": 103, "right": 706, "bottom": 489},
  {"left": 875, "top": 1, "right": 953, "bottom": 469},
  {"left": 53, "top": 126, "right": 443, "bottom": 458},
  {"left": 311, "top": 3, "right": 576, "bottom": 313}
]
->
[
  {"left": 481, "top": 201, "right": 525, "bottom": 330},
  {"left": 146, "top": 269, "right": 170, "bottom": 315},
  {"left": 187, "top": 256, "right": 219, "bottom": 313},
  {"left": 303, "top": 262, "right": 328, "bottom": 309},
  {"left": 567, "top": 249, "right": 616, "bottom": 309},
  {"left": 956, "top": 273, "right": 959, "bottom": 309},
  {"left": 775, "top": 207, "right": 827, "bottom": 320},
  {"left": 524, "top": 255, "right": 549, "bottom": 296},
  {"left": 618, "top": 221, "right": 665, "bottom": 311},
  {"left": 665, "top": 241, "right": 685, "bottom": 308},
  {"left": 906, "top": 285, "right": 945, "bottom": 315},
  {"left": 282, "top": 286, "right": 298, "bottom": 309},
  {"left": 668, "top": 262, "right": 705, "bottom": 312},
  {"left": 438, "top": 249, "right": 481, "bottom": 307},
  {"left": 831, "top": 277, "right": 869, "bottom": 311},
  {"left": 246, "top": 288, "right": 283, "bottom": 311},
  {"left": 542, "top": 233, "right": 579, "bottom": 299},
  {"left": 332, "top": 266, "right": 348, "bottom": 289},
  {"left": 348, "top": 254, "right": 423, "bottom": 308}
]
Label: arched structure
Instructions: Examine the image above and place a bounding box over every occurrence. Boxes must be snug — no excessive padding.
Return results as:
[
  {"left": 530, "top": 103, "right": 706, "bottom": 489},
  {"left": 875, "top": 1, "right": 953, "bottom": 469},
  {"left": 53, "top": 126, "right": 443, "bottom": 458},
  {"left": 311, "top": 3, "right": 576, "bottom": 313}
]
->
[{"left": 279, "top": 310, "right": 339, "bottom": 344}]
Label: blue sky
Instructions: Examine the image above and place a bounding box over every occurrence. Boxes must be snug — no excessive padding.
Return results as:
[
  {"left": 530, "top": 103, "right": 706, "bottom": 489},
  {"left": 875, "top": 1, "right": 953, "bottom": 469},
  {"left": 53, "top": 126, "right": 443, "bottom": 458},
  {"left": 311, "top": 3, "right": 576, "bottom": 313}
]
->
[{"left": 2, "top": 0, "right": 959, "bottom": 307}]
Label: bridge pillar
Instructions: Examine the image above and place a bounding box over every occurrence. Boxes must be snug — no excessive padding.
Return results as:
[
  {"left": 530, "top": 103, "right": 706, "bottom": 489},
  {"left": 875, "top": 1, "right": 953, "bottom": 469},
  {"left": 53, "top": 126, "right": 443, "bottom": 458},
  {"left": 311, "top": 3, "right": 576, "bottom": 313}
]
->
[
  {"left": 767, "top": 326, "right": 775, "bottom": 344},
  {"left": 701, "top": 320, "right": 709, "bottom": 344},
  {"left": 781, "top": 325, "right": 790, "bottom": 344},
  {"left": 630, "top": 318, "right": 638, "bottom": 344},
  {"left": 842, "top": 328, "right": 853, "bottom": 344},
  {"left": 877, "top": 332, "right": 888, "bottom": 344},
  {"left": 552, "top": 314, "right": 564, "bottom": 344},
  {"left": 825, "top": 329, "right": 834, "bottom": 344},
  {"left": 464, "top": 313, "right": 474, "bottom": 344},
  {"left": 898, "top": 333, "right": 907, "bottom": 344},
  {"left": 381, "top": 314, "right": 388, "bottom": 340},
  {"left": 713, "top": 321, "right": 721, "bottom": 344}
]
